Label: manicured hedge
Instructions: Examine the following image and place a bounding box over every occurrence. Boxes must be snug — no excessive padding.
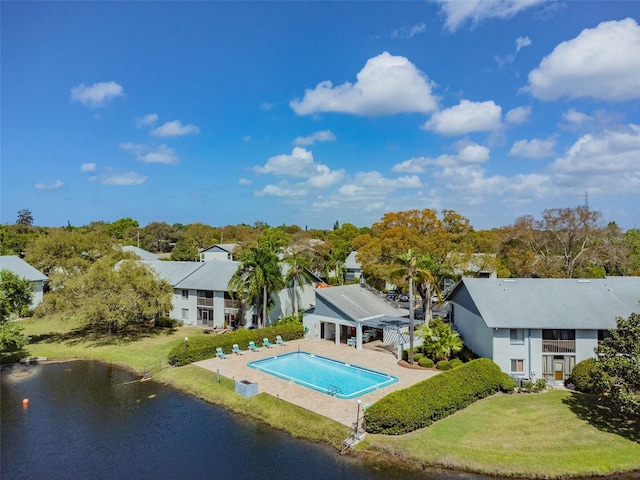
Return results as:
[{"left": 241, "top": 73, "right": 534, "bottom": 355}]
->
[
  {"left": 365, "top": 358, "right": 512, "bottom": 435},
  {"left": 168, "top": 324, "right": 304, "bottom": 366}
]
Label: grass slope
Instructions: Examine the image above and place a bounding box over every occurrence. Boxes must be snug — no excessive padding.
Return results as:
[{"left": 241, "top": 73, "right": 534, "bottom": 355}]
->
[
  {"left": 9, "top": 316, "right": 640, "bottom": 478},
  {"left": 364, "top": 391, "right": 640, "bottom": 478}
]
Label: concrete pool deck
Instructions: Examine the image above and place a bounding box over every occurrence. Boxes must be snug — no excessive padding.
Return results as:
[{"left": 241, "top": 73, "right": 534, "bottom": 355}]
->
[{"left": 193, "top": 339, "right": 439, "bottom": 427}]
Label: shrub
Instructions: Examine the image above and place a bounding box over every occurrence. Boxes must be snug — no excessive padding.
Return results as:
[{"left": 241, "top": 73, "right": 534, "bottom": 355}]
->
[
  {"left": 500, "top": 373, "right": 516, "bottom": 392},
  {"left": 418, "top": 357, "right": 434, "bottom": 368},
  {"left": 571, "top": 358, "right": 606, "bottom": 394},
  {"left": 449, "top": 358, "right": 463, "bottom": 369},
  {"left": 155, "top": 316, "right": 178, "bottom": 329},
  {"left": 520, "top": 378, "right": 547, "bottom": 393},
  {"left": 168, "top": 324, "right": 304, "bottom": 366},
  {"left": 365, "top": 358, "right": 508, "bottom": 435},
  {"left": 413, "top": 353, "right": 425, "bottom": 363},
  {"left": 437, "top": 360, "right": 451, "bottom": 370}
]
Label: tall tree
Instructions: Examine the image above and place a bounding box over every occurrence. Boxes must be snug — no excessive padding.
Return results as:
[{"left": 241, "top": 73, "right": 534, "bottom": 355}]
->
[
  {"left": 16, "top": 209, "right": 34, "bottom": 226},
  {"left": 0, "top": 270, "right": 34, "bottom": 350},
  {"left": 596, "top": 312, "right": 640, "bottom": 417},
  {"left": 61, "top": 257, "right": 173, "bottom": 335},
  {"left": 170, "top": 237, "right": 199, "bottom": 261},
  {"left": 284, "top": 253, "right": 313, "bottom": 316},
  {"left": 390, "top": 250, "right": 419, "bottom": 365},
  {"left": 509, "top": 206, "right": 605, "bottom": 278},
  {"left": 228, "top": 242, "right": 285, "bottom": 327}
]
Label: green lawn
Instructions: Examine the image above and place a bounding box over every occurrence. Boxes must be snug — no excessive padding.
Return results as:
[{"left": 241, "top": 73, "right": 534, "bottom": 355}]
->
[
  {"left": 9, "top": 316, "right": 640, "bottom": 478},
  {"left": 363, "top": 390, "right": 640, "bottom": 478}
]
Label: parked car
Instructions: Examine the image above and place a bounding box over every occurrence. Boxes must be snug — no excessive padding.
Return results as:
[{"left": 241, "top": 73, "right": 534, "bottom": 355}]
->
[
  {"left": 386, "top": 292, "right": 398, "bottom": 301},
  {"left": 398, "top": 293, "right": 409, "bottom": 302}
]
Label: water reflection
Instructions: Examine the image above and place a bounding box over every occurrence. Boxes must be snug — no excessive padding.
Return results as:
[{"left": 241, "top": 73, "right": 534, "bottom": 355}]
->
[
  {"left": 2, "top": 361, "right": 637, "bottom": 480},
  {"left": 1, "top": 361, "right": 471, "bottom": 480}
]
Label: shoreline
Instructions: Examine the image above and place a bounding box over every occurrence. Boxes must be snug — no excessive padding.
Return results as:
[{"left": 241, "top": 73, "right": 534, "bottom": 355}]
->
[{"left": 5, "top": 356, "right": 639, "bottom": 480}]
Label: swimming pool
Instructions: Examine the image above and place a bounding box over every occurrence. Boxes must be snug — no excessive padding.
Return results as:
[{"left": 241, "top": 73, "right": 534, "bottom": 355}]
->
[{"left": 247, "top": 351, "right": 397, "bottom": 399}]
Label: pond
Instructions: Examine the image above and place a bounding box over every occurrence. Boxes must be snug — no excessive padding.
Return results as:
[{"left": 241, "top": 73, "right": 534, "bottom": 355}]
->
[{"left": 1, "top": 361, "right": 478, "bottom": 480}]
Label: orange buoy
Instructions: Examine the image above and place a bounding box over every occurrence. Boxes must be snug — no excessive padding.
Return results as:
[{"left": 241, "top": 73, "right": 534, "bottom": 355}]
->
[{"left": 22, "top": 398, "right": 29, "bottom": 405}]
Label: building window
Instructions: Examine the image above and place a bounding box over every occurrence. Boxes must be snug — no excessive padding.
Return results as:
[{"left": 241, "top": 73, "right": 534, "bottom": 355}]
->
[
  {"left": 511, "top": 359, "right": 524, "bottom": 373},
  {"left": 181, "top": 308, "right": 189, "bottom": 320},
  {"left": 181, "top": 289, "right": 189, "bottom": 299},
  {"left": 510, "top": 329, "right": 524, "bottom": 345}
]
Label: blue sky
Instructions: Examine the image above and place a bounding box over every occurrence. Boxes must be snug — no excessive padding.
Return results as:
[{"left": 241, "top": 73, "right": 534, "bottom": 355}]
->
[{"left": 2, "top": 1, "right": 640, "bottom": 230}]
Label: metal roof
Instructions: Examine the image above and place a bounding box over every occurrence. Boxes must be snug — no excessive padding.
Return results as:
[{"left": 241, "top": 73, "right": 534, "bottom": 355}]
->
[
  {"left": 315, "top": 284, "right": 408, "bottom": 321},
  {"left": 450, "top": 277, "right": 640, "bottom": 329},
  {"left": 344, "top": 251, "right": 361, "bottom": 269},
  {"left": 122, "top": 246, "right": 159, "bottom": 261},
  {"left": 174, "top": 261, "right": 241, "bottom": 291},
  {"left": 142, "top": 261, "right": 205, "bottom": 286},
  {"left": 0, "top": 255, "right": 48, "bottom": 281}
]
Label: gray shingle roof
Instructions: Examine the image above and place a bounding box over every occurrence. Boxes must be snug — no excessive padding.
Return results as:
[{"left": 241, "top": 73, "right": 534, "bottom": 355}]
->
[
  {"left": 452, "top": 277, "right": 640, "bottom": 329},
  {"left": 315, "top": 284, "right": 408, "bottom": 321},
  {"left": 0, "top": 255, "right": 48, "bottom": 281}
]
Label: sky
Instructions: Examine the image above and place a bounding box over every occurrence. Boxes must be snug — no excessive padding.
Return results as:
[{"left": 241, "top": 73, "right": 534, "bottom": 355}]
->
[{"left": 2, "top": 1, "right": 640, "bottom": 231}]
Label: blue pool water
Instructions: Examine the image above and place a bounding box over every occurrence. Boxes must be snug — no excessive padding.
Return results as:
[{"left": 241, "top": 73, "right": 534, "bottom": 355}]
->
[{"left": 247, "top": 351, "right": 397, "bottom": 399}]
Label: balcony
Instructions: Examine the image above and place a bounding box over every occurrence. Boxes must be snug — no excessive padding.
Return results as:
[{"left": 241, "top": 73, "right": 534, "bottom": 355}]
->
[
  {"left": 542, "top": 340, "right": 575, "bottom": 353},
  {"left": 197, "top": 298, "right": 214, "bottom": 307}
]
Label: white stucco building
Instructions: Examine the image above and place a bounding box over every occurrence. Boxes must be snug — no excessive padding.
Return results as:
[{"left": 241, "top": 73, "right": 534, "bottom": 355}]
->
[{"left": 448, "top": 277, "right": 640, "bottom": 385}]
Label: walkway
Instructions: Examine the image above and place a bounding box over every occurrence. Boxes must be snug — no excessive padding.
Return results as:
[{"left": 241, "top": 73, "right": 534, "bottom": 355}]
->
[{"left": 194, "top": 339, "right": 439, "bottom": 427}]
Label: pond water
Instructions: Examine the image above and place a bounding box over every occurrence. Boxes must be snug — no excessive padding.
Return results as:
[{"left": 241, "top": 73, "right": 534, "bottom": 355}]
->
[
  {"left": 0, "top": 361, "right": 476, "bottom": 480},
  {"left": 2, "top": 361, "right": 638, "bottom": 480}
]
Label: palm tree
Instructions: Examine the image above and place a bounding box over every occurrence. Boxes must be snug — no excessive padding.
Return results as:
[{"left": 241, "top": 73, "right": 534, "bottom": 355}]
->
[
  {"left": 390, "top": 249, "right": 421, "bottom": 365},
  {"left": 414, "top": 254, "right": 441, "bottom": 324},
  {"left": 228, "top": 244, "right": 285, "bottom": 328},
  {"left": 284, "top": 253, "right": 313, "bottom": 316}
]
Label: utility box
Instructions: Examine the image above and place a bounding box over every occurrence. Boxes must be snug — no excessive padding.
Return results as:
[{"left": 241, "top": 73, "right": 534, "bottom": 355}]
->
[{"left": 235, "top": 379, "right": 258, "bottom": 398}]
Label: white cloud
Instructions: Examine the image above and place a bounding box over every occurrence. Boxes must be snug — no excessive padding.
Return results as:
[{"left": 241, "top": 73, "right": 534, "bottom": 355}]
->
[
  {"left": 515, "top": 36, "right": 532, "bottom": 53},
  {"left": 70, "top": 81, "right": 124, "bottom": 108},
  {"left": 338, "top": 171, "right": 422, "bottom": 198},
  {"left": 293, "top": 130, "right": 336, "bottom": 146},
  {"left": 495, "top": 36, "right": 533, "bottom": 67},
  {"left": 253, "top": 147, "right": 345, "bottom": 189},
  {"left": 423, "top": 100, "right": 502, "bottom": 135},
  {"left": 526, "top": 18, "right": 640, "bottom": 101},
  {"left": 120, "top": 142, "right": 179, "bottom": 164},
  {"left": 505, "top": 106, "right": 531, "bottom": 125},
  {"left": 256, "top": 184, "right": 307, "bottom": 197},
  {"left": 135, "top": 113, "right": 159, "bottom": 127},
  {"left": 34, "top": 179, "right": 63, "bottom": 191},
  {"left": 549, "top": 124, "right": 640, "bottom": 193},
  {"left": 100, "top": 171, "right": 148, "bottom": 186},
  {"left": 509, "top": 137, "right": 556, "bottom": 158},
  {"left": 239, "top": 178, "right": 252, "bottom": 186},
  {"left": 434, "top": 0, "right": 545, "bottom": 32},
  {"left": 392, "top": 141, "right": 489, "bottom": 173},
  {"left": 151, "top": 120, "right": 200, "bottom": 137},
  {"left": 290, "top": 52, "right": 438, "bottom": 116},
  {"left": 390, "top": 22, "right": 427, "bottom": 39},
  {"left": 561, "top": 108, "right": 592, "bottom": 127},
  {"left": 80, "top": 163, "right": 97, "bottom": 173}
]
